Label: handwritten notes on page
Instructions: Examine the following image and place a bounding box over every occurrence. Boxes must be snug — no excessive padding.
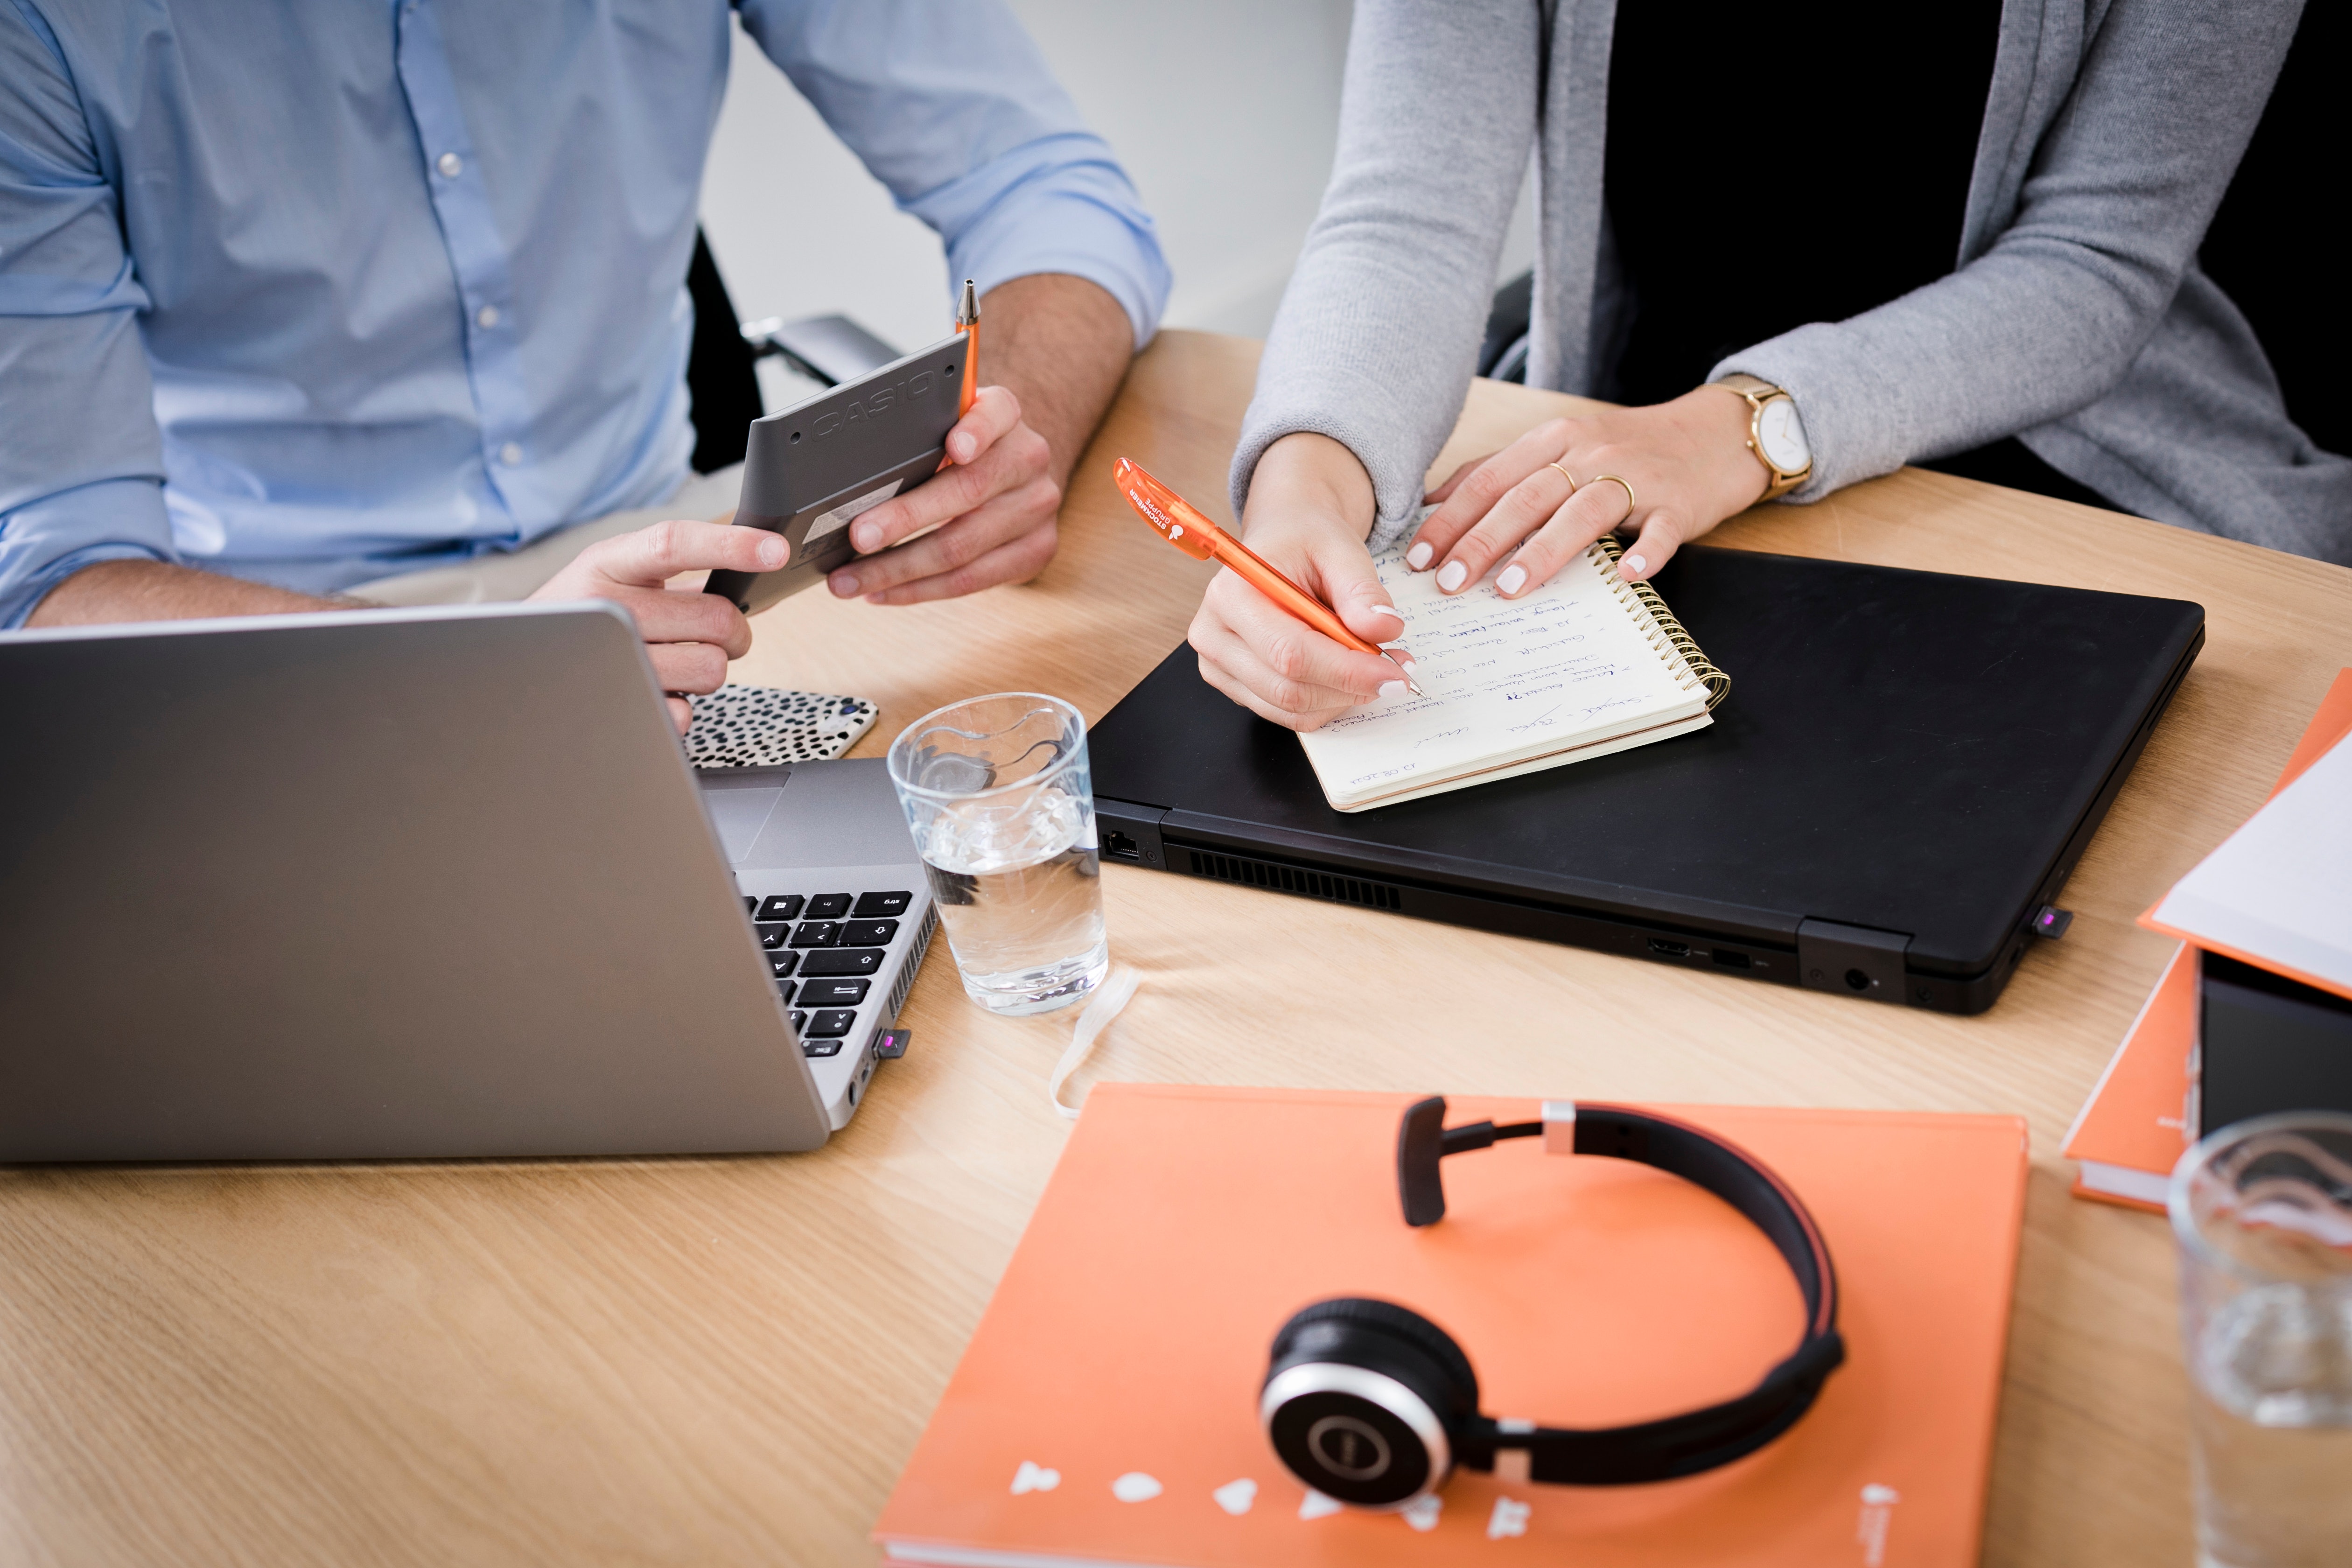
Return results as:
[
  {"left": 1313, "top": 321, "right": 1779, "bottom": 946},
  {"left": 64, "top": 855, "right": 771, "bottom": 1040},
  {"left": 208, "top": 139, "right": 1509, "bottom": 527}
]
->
[{"left": 1295, "top": 542, "right": 1711, "bottom": 811}]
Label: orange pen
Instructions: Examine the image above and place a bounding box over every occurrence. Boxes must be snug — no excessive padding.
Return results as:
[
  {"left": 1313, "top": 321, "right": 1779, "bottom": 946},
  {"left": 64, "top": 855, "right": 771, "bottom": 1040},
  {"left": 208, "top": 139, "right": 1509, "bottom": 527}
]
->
[
  {"left": 937, "top": 280, "right": 980, "bottom": 476},
  {"left": 954, "top": 278, "right": 979, "bottom": 418},
  {"left": 1112, "top": 457, "right": 1422, "bottom": 697}
]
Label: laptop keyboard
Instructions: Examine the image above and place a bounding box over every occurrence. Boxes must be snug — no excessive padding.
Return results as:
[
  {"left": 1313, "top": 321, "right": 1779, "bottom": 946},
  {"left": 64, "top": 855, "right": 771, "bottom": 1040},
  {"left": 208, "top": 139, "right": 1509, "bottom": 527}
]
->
[{"left": 743, "top": 888, "right": 925, "bottom": 1059}]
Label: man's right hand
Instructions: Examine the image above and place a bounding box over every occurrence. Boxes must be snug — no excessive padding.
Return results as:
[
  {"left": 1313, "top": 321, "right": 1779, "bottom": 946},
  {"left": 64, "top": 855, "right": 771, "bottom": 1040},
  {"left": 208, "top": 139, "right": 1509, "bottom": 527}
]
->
[
  {"left": 1187, "top": 432, "right": 1411, "bottom": 732},
  {"left": 529, "top": 519, "right": 785, "bottom": 733}
]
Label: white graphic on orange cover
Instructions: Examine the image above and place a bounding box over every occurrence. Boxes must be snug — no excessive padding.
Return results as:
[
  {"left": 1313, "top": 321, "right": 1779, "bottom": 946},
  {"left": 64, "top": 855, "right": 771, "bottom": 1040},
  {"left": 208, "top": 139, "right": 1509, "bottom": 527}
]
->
[
  {"left": 1110, "top": 1472, "right": 1162, "bottom": 1503},
  {"left": 1297, "top": 1490, "right": 1342, "bottom": 1521},
  {"left": 1401, "top": 1494, "right": 1442, "bottom": 1532},
  {"left": 1857, "top": 1483, "right": 1902, "bottom": 1565},
  {"left": 1009, "top": 1460, "right": 1060, "bottom": 1495},
  {"left": 1212, "top": 1478, "right": 1258, "bottom": 1516},
  {"left": 1488, "top": 1497, "right": 1533, "bottom": 1539}
]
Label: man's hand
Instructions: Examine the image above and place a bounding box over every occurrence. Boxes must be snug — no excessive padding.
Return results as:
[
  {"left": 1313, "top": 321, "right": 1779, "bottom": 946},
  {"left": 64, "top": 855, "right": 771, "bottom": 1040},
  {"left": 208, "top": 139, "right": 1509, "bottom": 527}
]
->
[
  {"left": 821, "top": 272, "right": 1132, "bottom": 606},
  {"left": 824, "top": 383, "right": 1059, "bottom": 604},
  {"left": 529, "top": 519, "right": 786, "bottom": 733}
]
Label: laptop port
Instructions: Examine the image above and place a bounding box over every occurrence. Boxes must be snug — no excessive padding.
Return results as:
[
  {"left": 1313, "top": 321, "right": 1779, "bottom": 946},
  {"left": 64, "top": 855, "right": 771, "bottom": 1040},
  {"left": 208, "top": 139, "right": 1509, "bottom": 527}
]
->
[
  {"left": 1647, "top": 938, "right": 1691, "bottom": 959},
  {"left": 1713, "top": 949, "right": 1751, "bottom": 970},
  {"left": 1103, "top": 829, "right": 1142, "bottom": 861}
]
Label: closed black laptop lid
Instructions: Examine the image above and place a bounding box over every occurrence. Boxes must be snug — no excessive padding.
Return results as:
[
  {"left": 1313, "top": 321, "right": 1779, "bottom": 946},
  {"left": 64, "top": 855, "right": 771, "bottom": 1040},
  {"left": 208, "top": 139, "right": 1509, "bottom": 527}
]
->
[{"left": 1090, "top": 547, "right": 2203, "bottom": 979}]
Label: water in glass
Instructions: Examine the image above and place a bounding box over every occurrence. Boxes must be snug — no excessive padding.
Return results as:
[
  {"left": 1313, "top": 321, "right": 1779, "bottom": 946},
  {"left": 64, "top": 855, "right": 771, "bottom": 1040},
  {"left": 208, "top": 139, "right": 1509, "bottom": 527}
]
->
[{"left": 2173, "top": 1113, "right": 2352, "bottom": 1568}]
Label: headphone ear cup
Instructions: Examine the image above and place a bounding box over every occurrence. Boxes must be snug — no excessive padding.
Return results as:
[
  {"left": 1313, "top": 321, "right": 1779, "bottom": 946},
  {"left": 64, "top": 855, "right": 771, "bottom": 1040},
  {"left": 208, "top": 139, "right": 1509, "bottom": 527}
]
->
[
  {"left": 1274, "top": 1297, "right": 1481, "bottom": 1412},
  {"left": 1262, "top": 1297, "right": 1480, "bottom": 1509}
]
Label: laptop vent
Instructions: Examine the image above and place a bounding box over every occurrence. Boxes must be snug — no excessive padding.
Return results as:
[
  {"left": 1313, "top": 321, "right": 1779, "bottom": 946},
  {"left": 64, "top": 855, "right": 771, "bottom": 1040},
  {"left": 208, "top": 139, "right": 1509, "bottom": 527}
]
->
[
  {"left": 1183, "top": 849, "right": 1404, "bottom": 911},
  {"left": 887, "top": 906, "right": 939, "bottom": 1020}
]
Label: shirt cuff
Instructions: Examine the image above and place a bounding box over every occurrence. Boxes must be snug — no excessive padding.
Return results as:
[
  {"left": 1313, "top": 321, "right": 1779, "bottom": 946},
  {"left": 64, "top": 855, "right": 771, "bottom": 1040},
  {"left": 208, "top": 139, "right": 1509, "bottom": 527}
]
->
[
  {"left": 908, "top": 134, "right": 1171, "bottom": 350},
  {"left": 0, "top": 477, "right": 177, "bottom": 627}
]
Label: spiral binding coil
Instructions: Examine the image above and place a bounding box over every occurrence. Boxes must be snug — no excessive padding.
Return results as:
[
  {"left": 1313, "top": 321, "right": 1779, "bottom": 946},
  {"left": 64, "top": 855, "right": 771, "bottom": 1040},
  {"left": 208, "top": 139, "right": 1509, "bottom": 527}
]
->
[{"left": 1589, "top": 536, "right": 1730, "bottom": 711}]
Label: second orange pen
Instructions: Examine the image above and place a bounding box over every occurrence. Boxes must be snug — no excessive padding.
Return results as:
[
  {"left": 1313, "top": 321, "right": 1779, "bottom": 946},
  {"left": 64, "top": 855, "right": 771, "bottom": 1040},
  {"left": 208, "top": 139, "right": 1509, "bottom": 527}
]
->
[{"left": 1111, "top": 457, "right": 1421, "bottom": 697}]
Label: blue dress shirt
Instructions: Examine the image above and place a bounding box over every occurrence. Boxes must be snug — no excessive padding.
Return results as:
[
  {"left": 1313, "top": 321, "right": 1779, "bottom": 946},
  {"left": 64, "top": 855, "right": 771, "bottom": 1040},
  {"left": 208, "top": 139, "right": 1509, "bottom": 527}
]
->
[{"left": 0, "top": 0, "right": 1169, "bottom": 625}]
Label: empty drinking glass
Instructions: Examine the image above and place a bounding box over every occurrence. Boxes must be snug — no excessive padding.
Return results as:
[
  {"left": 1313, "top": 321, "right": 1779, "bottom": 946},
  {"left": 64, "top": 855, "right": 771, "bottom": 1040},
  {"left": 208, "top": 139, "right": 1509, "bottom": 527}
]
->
[
  {"left": 2172, "top": 1111, "right": 2352, "bottom": 1568},
  {"left": 886, "top": 693, "right": 1108, "bottom": 1015}
]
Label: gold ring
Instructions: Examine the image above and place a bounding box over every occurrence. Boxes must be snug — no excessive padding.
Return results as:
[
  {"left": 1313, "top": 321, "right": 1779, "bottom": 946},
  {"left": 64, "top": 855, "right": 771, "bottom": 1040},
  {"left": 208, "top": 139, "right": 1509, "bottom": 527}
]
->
[
  {"left": 1591, "top": 473, "right": 1636, "bottom": 517},
  {"left": 1547, "top": 462, "right": 1580, "bottom": 492}
]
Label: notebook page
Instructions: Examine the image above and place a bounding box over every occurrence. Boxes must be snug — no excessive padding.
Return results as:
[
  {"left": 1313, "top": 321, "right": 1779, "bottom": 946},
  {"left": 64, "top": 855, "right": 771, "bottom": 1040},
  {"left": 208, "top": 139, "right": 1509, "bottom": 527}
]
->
[{"left": 1296, "top": 541, "right": 1707, "bottom": 807}]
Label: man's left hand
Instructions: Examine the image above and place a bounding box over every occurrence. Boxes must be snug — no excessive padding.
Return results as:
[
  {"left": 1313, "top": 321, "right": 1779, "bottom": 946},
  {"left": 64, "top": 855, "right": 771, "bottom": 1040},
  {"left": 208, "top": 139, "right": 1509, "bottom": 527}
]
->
[{"left": 822, "top": 383, "right": 1059, "bottom": 605}]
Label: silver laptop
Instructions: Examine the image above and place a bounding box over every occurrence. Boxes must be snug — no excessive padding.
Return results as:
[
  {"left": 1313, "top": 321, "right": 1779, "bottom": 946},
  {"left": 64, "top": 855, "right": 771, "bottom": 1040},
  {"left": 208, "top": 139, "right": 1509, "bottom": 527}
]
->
[{"left": 0, "top": 601, "right": 934, "bottom": 1161}]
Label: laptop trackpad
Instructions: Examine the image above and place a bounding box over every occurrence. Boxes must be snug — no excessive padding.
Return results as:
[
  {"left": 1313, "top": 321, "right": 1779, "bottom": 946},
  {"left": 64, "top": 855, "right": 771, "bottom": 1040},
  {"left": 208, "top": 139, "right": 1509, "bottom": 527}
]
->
[{"left": 701, "top": 784, "right": 784, "bottom": 866}]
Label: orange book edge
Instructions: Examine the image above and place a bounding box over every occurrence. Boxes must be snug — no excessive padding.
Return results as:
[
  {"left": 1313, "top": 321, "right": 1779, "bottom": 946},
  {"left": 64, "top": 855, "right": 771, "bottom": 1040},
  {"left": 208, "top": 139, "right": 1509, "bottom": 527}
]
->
[{"left": 2069, "top": 669, "right": 2352, "bottom": 1210}]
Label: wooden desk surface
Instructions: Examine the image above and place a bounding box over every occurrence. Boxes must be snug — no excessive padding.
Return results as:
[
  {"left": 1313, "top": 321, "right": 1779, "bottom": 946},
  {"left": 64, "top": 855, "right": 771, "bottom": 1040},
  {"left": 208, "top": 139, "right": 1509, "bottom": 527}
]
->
[{"left": 5, "top": 331, "right": 2348, "bottom": 1566}]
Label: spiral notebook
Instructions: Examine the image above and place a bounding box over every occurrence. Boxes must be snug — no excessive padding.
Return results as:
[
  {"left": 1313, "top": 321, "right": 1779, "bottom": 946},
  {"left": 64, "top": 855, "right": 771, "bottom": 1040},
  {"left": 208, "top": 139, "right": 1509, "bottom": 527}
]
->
[{"left": 1298, "top": 536, "right": 1730, "bottom": 811}]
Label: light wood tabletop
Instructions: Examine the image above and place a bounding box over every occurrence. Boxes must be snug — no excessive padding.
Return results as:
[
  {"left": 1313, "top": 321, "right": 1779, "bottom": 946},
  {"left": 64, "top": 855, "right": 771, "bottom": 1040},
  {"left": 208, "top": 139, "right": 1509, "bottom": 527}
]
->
[{"left": 5, "top": 330, "right": 2349, "bottom": 1566}]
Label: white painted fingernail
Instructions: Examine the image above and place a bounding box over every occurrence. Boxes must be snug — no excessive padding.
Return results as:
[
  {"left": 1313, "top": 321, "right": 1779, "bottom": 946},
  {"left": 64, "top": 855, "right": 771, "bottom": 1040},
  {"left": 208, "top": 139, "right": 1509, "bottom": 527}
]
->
[
  {"left": 1406, "top": 541, "right": 1434, "bottom": 570},
  {"left": 1622, "top": 553, "right": 1647, "bottom": 579},
  {"left": 1378, "top": 680, "right": 1405, "bottom": 700},
  {"left": 1496, "top": 563, "right": 1527, "bottom": 595},
  {"left": 1436, "top": 560, "right": 1468, "bottom": 592},
  {"left": 1366, "top": 603, "right": 1404, "bottom": 622},
  {"left": 1398, "top": 659, "right": 1418, "bottom": 678}
]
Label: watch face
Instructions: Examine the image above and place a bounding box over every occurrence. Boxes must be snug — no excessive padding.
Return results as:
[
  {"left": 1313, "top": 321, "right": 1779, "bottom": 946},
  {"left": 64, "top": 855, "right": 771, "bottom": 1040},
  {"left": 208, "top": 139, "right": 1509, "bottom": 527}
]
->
[{"left": 1757, "top": 397, "right": 1811, "bottom": 474}]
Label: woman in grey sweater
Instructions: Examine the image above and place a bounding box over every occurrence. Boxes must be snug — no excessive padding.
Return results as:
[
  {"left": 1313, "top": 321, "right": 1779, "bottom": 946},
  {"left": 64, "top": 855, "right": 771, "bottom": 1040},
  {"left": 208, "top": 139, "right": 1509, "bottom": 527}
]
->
[{"left": 1196, "top": 0, "right": 2337, "bottom": 731}]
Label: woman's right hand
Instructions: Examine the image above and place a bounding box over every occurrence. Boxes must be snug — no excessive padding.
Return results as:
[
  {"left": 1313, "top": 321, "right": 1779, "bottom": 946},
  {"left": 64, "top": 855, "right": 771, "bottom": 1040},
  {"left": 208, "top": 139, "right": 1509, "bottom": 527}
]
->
[{"left": 1187, "top": 432, "right": 1414, "bottom": 732}]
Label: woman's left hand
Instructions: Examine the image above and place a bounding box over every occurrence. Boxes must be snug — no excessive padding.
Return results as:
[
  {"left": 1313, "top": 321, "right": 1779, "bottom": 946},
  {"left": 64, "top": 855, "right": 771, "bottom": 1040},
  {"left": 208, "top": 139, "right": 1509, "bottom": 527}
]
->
[{"left": 1408, "top": 386, "right": 1773, "bottom": 596}]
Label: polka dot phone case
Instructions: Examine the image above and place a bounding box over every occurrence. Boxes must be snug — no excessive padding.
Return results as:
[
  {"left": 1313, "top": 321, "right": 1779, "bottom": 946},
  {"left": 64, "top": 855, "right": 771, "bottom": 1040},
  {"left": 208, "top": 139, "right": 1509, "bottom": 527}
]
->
[{"left": 686, "top": 684, "right": 879, "bottom": 769}]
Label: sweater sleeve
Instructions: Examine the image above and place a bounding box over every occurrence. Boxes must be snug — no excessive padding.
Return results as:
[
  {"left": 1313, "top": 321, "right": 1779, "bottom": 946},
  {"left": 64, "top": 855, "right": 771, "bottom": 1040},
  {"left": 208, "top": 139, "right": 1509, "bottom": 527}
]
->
[
  {"left": 1229, "top": 0, "right": 1540, "bottom": 550},
  {"left": 1716, "top": 0, "right": 2304, "bottom": 502}
]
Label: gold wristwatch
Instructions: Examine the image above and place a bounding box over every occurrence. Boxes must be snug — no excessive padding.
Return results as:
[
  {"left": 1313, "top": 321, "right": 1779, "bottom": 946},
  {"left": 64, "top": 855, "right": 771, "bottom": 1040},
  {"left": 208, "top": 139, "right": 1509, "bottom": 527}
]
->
[{"left": 1711, "top": 373, "right": 1813, "bottom": 500}]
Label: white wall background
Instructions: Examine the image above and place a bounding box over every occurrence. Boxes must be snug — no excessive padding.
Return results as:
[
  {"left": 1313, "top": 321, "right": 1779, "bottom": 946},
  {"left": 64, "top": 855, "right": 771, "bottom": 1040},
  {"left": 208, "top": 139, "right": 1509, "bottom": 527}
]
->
[{"left": 699, "top": 3, "right": 1533, "bottom": 409}]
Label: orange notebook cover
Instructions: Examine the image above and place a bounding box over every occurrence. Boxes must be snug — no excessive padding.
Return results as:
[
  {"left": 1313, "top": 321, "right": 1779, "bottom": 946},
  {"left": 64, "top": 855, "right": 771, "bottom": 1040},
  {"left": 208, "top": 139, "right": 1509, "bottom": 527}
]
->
[
  {"left": 2066, "top": 669, "right": 2352, "bottom": 1211},
  {"left": 2061, "top": 943, "right": 2197, "bottom": 1212},
  {"left": 875, "top": 1084, "right": 2028, "bottom": 1568}
]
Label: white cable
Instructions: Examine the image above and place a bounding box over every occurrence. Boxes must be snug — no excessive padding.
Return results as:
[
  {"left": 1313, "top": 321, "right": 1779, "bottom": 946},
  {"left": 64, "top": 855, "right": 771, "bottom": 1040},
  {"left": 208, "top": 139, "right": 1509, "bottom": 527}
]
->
[{"left": 1049, "top": 964, "right": 1140, "bottom": 1119}]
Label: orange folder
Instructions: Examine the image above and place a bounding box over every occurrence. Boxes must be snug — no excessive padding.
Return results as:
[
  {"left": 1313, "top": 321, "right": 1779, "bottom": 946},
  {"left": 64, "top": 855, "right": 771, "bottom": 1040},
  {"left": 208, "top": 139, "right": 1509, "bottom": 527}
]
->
[
  {"left": 2065, "top": 668, "right": 2352, "bottom": 1211},
  {"left": 876, "top": 1084, "right": 2028, "bottom": 1567}
]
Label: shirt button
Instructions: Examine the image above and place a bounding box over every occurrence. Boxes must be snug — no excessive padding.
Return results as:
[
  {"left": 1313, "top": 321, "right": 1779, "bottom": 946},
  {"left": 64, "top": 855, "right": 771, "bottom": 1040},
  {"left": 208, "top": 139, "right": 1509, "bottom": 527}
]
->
[
  {"left": 475, "top": 305, "right": 499, "bottom": 329},
  {"left": 498, "top": 442, "right": 523, "bottom": 466},
  {"left": 436, "top": 152, "right": 462, "bottom": 178}
]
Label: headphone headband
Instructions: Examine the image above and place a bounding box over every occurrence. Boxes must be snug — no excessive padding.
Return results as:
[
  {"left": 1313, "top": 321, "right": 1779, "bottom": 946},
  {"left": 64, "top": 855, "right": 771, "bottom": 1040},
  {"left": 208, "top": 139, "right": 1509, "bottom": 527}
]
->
[{"left": 1261, "top": 1097, "right": 1844, "bottom": 1507}]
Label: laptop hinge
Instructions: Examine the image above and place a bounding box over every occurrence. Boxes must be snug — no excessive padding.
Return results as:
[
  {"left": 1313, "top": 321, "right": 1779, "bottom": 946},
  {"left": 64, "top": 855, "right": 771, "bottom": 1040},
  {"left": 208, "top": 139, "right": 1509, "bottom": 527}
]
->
[{"left": 1797, "top": 918, "right": 1913, "bottom": 1006}]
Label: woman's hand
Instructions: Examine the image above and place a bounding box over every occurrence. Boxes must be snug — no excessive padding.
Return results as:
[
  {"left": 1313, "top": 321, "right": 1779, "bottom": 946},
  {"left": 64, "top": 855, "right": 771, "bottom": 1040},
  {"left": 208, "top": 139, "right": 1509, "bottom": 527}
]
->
[
  {"left": 1410, "top": 387, "right": 1770, "bottom": 597},
  {"left": 1187, "top": 432, "right": 1411, "bottom": 732}
]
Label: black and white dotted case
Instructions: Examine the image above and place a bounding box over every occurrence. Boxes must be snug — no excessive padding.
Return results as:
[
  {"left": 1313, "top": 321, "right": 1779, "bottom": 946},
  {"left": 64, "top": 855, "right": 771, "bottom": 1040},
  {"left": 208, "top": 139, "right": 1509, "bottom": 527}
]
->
[{"left": 685, "top": 684, "right": 880, "bottom": 768}]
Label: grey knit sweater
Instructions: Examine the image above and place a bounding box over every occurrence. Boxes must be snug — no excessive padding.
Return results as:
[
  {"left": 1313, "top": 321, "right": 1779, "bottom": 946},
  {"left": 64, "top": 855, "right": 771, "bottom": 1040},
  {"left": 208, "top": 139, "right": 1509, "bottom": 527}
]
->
[{"left": 1233, "top": 0, "right": 2349, "bottom": 565}]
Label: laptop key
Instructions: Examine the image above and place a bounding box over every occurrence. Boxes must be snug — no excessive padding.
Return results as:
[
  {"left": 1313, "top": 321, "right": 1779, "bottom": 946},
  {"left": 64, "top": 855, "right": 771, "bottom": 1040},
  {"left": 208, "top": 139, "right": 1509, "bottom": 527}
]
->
[
  {"left": 801, "top": 947, "right": 884, "bottom": 978},
  {"left": 854, "top": 890, "right": 912, "bottom": 918},
  {"left": 798, "top": 977, "right": 870, "bottom": 1008},
  {"left": 756, "top": 922, "right": 793, "bottom": 951},
  {"left": 790, "top": 1010, "right": 808, "bottom": 1031},
  {"left": 801, "top": 1038, "right": 842, "bottom": 1058},
  {"left": 742, "top": 896, "right": 758, "bottom": 917},
  {"left": 765, "top": 950, "right": 798, "bottom": 979},
  {"left": 839, "top": 919, "right": 897, "bottom": 948},
  {"left": 775, "top": 979, "right": 796, "bottom": 1002},
  {"left": 807, "top": 1008, "right": 857, "bottom": 1038},
  {"left": 805, "top": 893, "right": 854, "bottom": 920},
  {"left": 788, "top": 921, "right": 841, "bottom": 948},
  {"left": 756, "top": 893, "right": 805, "bottom": 923}
]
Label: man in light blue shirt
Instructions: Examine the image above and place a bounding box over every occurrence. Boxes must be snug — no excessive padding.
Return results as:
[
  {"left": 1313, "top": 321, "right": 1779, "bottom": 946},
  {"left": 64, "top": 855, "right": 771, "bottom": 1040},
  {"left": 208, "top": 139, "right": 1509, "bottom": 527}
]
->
[{"left": 0, "top": 0, "right": 1167, "bottom": 724}]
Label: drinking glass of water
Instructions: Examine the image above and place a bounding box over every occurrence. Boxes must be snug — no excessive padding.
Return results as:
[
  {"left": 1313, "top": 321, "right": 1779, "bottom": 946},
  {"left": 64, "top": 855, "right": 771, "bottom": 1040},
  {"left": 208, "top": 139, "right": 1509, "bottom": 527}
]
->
[
  {"left": 886, "top": 693, "right": 1108, "bottom": 1016},
  {"left": 2172, "top": 1110, "right": 2352, "bottom": 1568}
]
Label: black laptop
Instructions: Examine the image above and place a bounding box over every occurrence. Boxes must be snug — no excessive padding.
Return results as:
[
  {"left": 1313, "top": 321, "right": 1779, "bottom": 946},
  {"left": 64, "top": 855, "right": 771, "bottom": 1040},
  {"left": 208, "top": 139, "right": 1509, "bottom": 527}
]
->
[{"left": 1089, "top": 546, "right": 2203, "bottom": 1014}]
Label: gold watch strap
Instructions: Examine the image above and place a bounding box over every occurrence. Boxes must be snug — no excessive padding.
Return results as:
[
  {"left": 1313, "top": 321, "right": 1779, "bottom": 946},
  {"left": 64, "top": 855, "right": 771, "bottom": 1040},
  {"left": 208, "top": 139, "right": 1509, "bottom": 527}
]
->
[{"left": 1709, "top": 373, "right": 1810, "bottom": 498}]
